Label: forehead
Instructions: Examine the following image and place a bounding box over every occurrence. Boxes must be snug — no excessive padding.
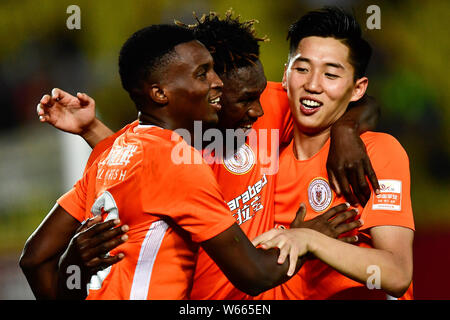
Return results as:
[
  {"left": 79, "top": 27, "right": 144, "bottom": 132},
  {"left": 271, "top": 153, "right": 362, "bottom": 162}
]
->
[
  {"left": 291, "top": 36, "right": 351, "bottom": 68},
  {"left": 222, "top": 61, "right": 266, "bottom": 94},
  {"left": 172, "top": 40, "right": 213, "bottom": 68}
]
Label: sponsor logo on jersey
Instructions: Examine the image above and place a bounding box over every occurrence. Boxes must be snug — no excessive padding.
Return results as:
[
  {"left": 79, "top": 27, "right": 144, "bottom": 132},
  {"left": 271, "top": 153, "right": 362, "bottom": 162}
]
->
[
  {"left": 227, "top": 174, "right": 267, "bottom": 225},
  {"left": 372, "top": 179, "right": 402, "bottom": 211},
  {"left": 308, "top": 177, "right": 333, "bottom": 212},
  {"left": 223, "top": 144, "right": 255, "bottom": 175}
]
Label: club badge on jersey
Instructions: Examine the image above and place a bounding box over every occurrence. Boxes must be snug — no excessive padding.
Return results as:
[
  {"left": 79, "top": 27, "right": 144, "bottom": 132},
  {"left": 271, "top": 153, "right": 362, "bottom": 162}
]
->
[
  {"left": 308, "top": 177, "right": 333, "bottom": 212},
  {"left": 223, "top": 144, "right": 255, "bottom": 175}
]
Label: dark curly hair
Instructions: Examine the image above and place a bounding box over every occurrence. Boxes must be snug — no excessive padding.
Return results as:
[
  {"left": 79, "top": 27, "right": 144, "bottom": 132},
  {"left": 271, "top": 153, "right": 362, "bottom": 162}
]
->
[{"left": 177, "top": 10, "right": 267, "bottom": 75}]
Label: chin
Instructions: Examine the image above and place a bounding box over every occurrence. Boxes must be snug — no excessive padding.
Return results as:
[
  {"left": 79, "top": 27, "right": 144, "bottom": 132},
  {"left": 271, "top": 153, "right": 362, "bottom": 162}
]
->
[{"left": 202, "top": 115, "right": 219, "bottom": 128}]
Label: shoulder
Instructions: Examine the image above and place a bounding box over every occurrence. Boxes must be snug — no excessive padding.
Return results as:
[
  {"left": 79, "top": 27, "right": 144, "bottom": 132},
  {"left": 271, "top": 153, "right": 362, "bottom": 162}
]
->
[
  {"left": 142, "top": 129, "right": 217, "bottom": 183},
  {"left": 261, "top": 81, "right": 287, "bottom": 102},
  {"left": 361, "top": 131, "right": 409, "bottom": 159}
]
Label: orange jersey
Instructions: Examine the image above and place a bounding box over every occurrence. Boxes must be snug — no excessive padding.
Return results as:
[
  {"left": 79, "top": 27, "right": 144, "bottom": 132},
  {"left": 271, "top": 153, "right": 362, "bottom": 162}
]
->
[
  {"left": 190, "top": 82, "right": 293, "bottom": 300},
  {"left": 273, "top": 131, "right": 415, "bottom": 300},
  {"left": 57, "top": 125, "right": 235, "bottom": 299}
]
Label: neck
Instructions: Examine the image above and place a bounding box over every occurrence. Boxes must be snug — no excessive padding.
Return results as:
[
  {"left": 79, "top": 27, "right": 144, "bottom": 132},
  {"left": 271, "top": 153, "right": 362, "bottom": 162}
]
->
[
  {"left": 138, "top": 110, "right": 169, "bottom": 128},
  {"left": 292, "top": 125, "right": 331, "bottom": 160}
]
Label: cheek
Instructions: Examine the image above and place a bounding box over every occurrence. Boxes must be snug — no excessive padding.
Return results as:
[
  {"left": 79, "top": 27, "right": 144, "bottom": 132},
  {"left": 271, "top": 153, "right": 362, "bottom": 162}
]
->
[
  {"left": 325, "top": 79, "right": 354, "bottom": 101},
  {"left": 285, "top": 75, "right": 300, "bottom": 97}
]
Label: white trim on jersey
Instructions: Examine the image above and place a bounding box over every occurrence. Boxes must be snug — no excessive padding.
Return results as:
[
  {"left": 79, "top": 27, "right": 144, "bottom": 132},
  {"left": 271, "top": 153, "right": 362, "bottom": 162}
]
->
[{"left": 129, "top": 220, "right": 168, "bottom": 300}]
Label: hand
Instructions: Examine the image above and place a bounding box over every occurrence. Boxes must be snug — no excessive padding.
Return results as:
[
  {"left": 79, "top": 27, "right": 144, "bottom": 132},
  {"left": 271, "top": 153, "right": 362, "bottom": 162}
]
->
[
  {"left": 37, "top": 88, "right": 96, "bottom": 135},
  {"left": 327, "top": 124, "right": 380, "bottom": 206},
  {"left": 290, "top": 203, "right": 362, "bottom": 243},
  {"left": 252, "top": 228, "right": 312, "bottom": 277},
  {"left": 58, "top": 217, "right": 128, "bottom": 284}
]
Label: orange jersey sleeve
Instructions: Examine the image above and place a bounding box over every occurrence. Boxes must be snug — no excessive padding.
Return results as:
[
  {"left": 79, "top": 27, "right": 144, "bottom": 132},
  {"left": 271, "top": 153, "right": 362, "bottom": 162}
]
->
[{"left": 358, "top": 132, "right": 414, "bottom": 231}]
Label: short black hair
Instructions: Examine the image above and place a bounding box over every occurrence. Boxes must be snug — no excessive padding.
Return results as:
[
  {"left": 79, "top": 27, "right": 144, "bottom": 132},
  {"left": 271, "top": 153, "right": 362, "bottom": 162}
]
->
[
  {"left": 287, "top": 7, "right": 372, "bottom": 79},
  {"left": 177, "top": 11, "right": 266, "bottom": 75},
  {"left": 118, "top": 24, "right": 195, "bottom": 106}
]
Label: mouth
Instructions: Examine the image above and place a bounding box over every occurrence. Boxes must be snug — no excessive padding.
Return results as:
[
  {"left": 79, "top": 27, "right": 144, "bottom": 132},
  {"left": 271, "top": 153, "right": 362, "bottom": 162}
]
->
[
  {"left": 208, "top": 95, "right": 222, "bottom": 111},
  {"left": 299, "top": 97, "right": 323, "bottom": 115},
  {"left": 237, "top": 121, "right": 255, "bottom": 134}
]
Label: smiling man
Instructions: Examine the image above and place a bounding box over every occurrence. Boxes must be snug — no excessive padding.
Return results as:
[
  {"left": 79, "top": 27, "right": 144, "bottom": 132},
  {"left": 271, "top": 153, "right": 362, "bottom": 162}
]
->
[
  {"left": 254, "top": 7, "right": 415, "bottom": 300},
  {"left": 25, "top": 11, "right": 382, "bottom": 300}
]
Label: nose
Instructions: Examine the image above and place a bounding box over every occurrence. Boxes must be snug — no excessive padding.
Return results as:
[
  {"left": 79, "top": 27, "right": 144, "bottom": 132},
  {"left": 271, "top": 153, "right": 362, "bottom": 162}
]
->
[
  {"left": 303, "top": 71, "right": 322, "bottom": 94},
  {"left": 247, "top": 100, "right": 264, "bottom": 120},
  {"left": 210, "top": 70, "right": 223, "bottom": 91}
]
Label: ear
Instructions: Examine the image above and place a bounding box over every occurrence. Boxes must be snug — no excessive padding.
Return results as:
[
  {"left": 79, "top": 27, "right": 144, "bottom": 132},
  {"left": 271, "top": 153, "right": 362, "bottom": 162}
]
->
[
  {"left": 350, "top": 77, "right": 368, "bottom": 102},
  {"left": 281, "top": 63, "right": 288, "bottom": 91},
  {"left": 149, "top": 84, "right": 168, "bottom": 105}
]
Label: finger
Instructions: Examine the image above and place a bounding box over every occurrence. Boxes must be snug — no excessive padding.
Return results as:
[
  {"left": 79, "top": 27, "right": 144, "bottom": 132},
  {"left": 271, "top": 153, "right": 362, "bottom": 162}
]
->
[
  {"left": 277, "top": 245, "right": 289, "bottom": 265},
  {"left": 329, "top": 208, "right": 358, "bottom": 227},
  {"left": 40, "top": 94, "right": 52, "bottom": 107},
  {"left": 77, "top": 215, "right": 103, "bottom": 233},
  {"left": 37, "top": 103, "right": 49, "bottom": 122},
  {"left": 290, "top": 203, "right": 307, "bottom": 228},
  {"left": 81, "top": 219, "right": 121, "bottom": 239},
  {"left": 51, "top": 88, "right": 68, "bottom": 102},
  {"left": 334, "top": 217, "right": 363, "bottom": 235},
  {"left": 356, "top": 162, "right": 371, "bottom": 205},
  {"left": 327, "top": 168, "right": 341, "bottom": 196},
  {"left": 86, "top": 252, "right": 125, "bottom": 271},
  {"left": 364, "top": 158, "right": 380, "bottom": 195},
  {"left": 77, "top": 92, "right": 91, "bottom": 106},
  {"left": 339, "top": 235, "right": 359, "bottom": 244},
  {"left": 348, "top": 164, "right": 368, "bottom": 206},
  {"left": 287, "top": 247, "right": 300, "bottom": 277},
  {"left": 260, "top": 235, "right": 285, "bottom": 252},
  {"left": 339, "top": 167, "right": 358, "bottom": 206},
  {"left": 83, "top": 233, "right": 128, "bottom": 262},
  {"left": 87, "top": 224, "right": 129, "bottom": 249},
  {"left": 347, "top": 165, "right": 366, "bottom": 206},
  {"left": 321, "top": 202, "right": 350, "bottom": 221},
  {"left": 251, "top": 229, "right": 279, "bottom": 247},
  {"left": 37, "top": 103, "right": 45, "bottom": 116}
]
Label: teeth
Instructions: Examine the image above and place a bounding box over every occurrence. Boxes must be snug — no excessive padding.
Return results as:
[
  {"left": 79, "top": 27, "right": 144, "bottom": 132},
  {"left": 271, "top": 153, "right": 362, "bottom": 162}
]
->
[
  {"left": 301, "top": 99, "right": 321, "bottom": 107},
  {"left": 209, "top": 97, "right": 220, "bottom": 104},
  {"left": 240, "top": 124, "right": 253, "bottom": 130}
]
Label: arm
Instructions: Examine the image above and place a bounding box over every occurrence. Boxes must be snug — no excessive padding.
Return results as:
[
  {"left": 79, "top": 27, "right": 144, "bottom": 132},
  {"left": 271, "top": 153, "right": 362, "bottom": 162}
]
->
[
  {"left": 201, "top": 223, "right": 306, "bottom": 296},
  {"left": 200, "top": 204, "right": 313, "bottom": 297},
  {"left": 19, "top": 204, "right": 81, "bottom": 299},
  {"left": 56, "top": 217, "right": 128, "bottom": 299},
  {"left": 290, "top": 202, "right": 361, "bottom": 243},
  {"left": 254, "top": 225, "right": 413, "bottom": 298},
  {"left": 327, "top": 95, "right": 381, "bottom": 206},
  {"left": 19, "top": 204, "right": 127, "bottom": 299},
  {"left": 37, "top": 88, "right": 113, "bottom": 148},
  {"left": 307, "top": 225, "right": 413, "bottom": 297}
]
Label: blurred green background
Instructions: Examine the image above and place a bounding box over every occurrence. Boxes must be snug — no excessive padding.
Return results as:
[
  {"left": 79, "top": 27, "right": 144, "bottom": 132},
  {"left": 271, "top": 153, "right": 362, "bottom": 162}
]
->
[{"left": 0, "top": 0, "right": 449, "bottom": 299}]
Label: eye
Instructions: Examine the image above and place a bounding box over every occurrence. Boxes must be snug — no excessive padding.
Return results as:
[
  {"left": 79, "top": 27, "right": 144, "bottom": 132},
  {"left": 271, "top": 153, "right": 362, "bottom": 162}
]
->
[
  {"left": 325, "top": 73, "right": 339, "bottom": 79},
  {"left": 197, "top": 70, "right": 207, "bottom": 79},
  {"left": 294, "top": 67, "right": 308, "bottom": 73}
]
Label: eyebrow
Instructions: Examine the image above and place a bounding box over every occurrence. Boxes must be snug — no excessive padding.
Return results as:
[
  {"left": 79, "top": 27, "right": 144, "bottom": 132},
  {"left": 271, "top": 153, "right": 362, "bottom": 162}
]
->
[
  {"left": 193, "top": 62, "right": 211, "bottom": 73},
  {"left": 294, "top": 57, "right": 345, "bottom": 70}
]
